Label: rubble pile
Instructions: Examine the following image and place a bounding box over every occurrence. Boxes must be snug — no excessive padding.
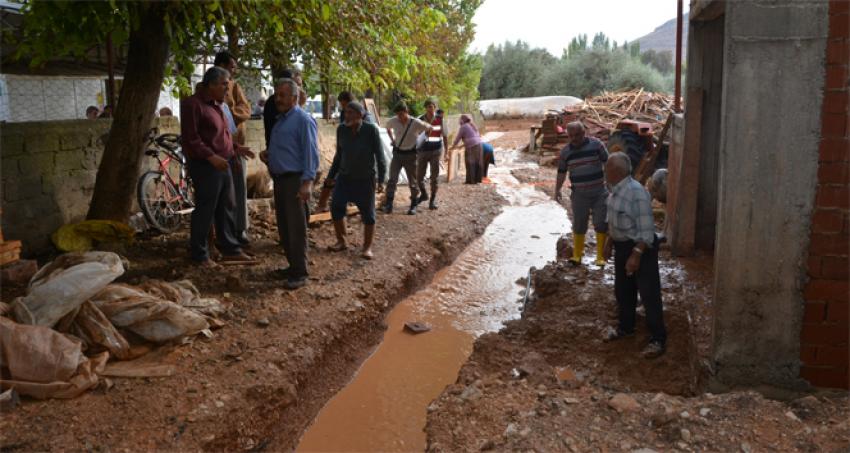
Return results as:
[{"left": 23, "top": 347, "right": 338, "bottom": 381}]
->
[{"left": 568, "top": 89, "right": 673, "bottom": 141}]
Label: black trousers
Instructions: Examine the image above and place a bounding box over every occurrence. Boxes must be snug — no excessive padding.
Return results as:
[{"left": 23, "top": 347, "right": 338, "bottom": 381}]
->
[
  {"left": 273, "top": 173, "right": 309, "bottom": 278},
  {"left": 614, "top": 239, "right": 667, "bottom": 344},
  {"left": 188, "top": 159, "right": 242, "bottom": 262}
]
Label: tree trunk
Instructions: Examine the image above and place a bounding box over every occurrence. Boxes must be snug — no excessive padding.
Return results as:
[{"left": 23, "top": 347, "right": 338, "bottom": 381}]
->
[
  {"left": 86, "top": 5, "right": 170, "bottom": 221},
  {"left": 320, "top": 75, "right": 330, "bottom": 120}
]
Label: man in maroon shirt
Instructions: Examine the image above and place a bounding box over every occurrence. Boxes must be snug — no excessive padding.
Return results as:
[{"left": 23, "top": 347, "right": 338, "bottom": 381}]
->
[{"left": 181, "top": 66, "right": 254, "bottom": 266}]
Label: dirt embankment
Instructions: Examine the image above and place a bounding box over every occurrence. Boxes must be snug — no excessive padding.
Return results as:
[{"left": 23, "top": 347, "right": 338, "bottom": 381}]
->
[
  {"left": 1, "top": 183, "right": 502, "bottom": 452},
  {"left": 425, "top": 164, "right": 849, "bottom": 452},
  {"left": 425, "top": 259, "right": 849, "bottom": 451}
]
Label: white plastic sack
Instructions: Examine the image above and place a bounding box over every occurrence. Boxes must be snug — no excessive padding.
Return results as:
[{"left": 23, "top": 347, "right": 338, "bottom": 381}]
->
[
  {"left": 479, "top": 96, "right": 583, "bottom": 119},
  {"left": 138, "top": 279, "right": 225, "bottom": 317},
  {"left": 90, "top": 284, "right": 209, "bottom": 343},
  {"left": 11, "top": 252, "right": 125, "bottom": 327}
]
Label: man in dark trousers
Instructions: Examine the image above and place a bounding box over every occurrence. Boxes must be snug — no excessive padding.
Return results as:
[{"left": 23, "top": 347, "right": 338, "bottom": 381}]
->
[
  {"left": 327, "top": 101, "right": 387, "bottom": 259},
  {"left": 214, "top": 51, "right": 253, "bottom": 246},
  {"left": 180, "top": 67, "right": 254, "bottom": 267},
  {"left": 259, "top": 78, "right": 319, "bottom": 289},
  {"left": 416, "top": 99, "right": 448, "bottom": 210},
  {"left": 602, "top": 152, "right": 667, "bottom": 359}
]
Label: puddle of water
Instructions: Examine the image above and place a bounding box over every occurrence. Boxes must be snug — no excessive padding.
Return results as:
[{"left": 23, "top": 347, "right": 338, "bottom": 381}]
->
[{"left": 296, "top": 150, "right": 570, "bottom": 453}]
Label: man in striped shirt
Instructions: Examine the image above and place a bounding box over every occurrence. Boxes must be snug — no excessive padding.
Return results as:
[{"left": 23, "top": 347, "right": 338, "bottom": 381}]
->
[
  {"left": 554, "top": 122, "right": 609, "bottom": 266},
  {"left": 602, "top": 152, "right": 667, "bottom": 359}
]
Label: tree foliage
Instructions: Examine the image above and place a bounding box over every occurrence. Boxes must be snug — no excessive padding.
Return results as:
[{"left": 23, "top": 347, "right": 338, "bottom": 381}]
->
[
  {"left": 478, "top": 41, "right": 557, "bottom": 99},
  {"left": 11, "top": 0, "right": 483, "bottom": 220},
  {"left": 478, "top": 32, "right": 672, "bottom": 100}
]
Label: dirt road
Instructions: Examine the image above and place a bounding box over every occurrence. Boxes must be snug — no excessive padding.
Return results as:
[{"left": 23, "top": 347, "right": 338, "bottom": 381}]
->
[{"left": 1, "top": 182, "right": 502, "bottom": 451}]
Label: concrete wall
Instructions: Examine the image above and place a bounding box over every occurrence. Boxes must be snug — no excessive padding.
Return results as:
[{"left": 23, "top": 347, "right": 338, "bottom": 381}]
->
[
  {"left": 711, "top": 0, "right": 830, "bottom": 389},
  {"left": 799, "top": 0, "right": 849, "bottom": 389},
  {"left": 243, "top": 119, "right": 339, "bottom": 178},
  {"left": 1, "top": 119, "right": 112, "bottom": 254}
]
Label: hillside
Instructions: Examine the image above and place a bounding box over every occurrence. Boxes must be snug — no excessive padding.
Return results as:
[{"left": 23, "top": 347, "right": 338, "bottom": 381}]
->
[{"left": 635, "top": 12, "right": 689, "bottom": 55}]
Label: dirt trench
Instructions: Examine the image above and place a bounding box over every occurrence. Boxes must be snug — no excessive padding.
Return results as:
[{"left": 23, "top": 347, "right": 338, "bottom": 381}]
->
[{"left": 0, "top": 182, "right": 503, "bottom": 452}]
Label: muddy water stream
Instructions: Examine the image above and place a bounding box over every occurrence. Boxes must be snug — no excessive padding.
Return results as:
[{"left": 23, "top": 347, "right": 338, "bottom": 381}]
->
[{"left": 297, "top": 144, "right": 570, "bottom": 452}]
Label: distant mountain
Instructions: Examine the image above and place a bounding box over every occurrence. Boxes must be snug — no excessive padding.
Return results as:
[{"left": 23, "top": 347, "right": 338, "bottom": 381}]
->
[{"left": 635, "top": 12, "right": 689, "bottom": 56}]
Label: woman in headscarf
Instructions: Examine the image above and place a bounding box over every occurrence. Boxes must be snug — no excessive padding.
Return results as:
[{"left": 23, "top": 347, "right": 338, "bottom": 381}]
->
[{"left": 450, "top": 114, "right": 484, "bottom": 184}]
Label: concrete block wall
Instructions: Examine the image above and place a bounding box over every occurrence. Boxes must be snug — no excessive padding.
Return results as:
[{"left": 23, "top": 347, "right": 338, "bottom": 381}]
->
[
  {"left": 1, "top": 116, "right": 179, "bottom": 255},
  {"left": 1, "top": 119, "right": 111, "bottom": 254},
  {"left": 800, "top": 0, "right": 850, "bottom": 390},
  {"left": 243, "top": 119, "right": 338, "bottom": 178}
]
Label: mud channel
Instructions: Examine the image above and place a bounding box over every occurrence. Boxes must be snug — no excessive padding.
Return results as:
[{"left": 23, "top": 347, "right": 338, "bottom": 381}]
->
[{"left": 297, "top": 141, "right": 571, "bottom": 452}]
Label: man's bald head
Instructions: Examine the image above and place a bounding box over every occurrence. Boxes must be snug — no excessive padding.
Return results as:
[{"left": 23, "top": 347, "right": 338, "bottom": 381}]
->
[
  {"left": 567, "top": 121, "right": 586, "bottom": 146},
  {"left": 605, "top": 152, "right": 632, "bottom": 186}
]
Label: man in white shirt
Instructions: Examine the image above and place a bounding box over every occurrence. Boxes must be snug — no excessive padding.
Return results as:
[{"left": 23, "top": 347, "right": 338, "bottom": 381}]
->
[{"left": 383, "top": 102, "right": 431, "bottom": 215}]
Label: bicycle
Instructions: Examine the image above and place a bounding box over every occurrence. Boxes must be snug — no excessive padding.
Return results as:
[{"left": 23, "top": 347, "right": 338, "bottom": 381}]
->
[{"left": 136, "top": 128, "right": 195, "bottom": 233}]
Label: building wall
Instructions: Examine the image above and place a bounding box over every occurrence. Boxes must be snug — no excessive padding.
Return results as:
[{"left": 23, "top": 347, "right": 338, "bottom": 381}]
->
[
  {"left": 711, "top": 0, "right": 829, "bottom": 389},
  {"left": 0, "top": 74, "right": 182, "bottom": 123},
  {"left": 800, "top": 0, "right": 850, "bottom": 389}
]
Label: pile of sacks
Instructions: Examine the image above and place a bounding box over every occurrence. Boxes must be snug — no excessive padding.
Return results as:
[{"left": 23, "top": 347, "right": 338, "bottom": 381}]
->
[{"left": 0, "top": 252, "right": 225, "bottom": 399}]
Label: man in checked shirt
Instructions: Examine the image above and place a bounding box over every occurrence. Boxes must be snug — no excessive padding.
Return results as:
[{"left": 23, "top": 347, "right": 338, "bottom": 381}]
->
[{"left": 602, "top": 152, "right": 667, "bottom": 359}]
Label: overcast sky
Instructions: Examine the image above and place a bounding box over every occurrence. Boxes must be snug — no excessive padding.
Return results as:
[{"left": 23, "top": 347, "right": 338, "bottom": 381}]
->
[{"left": 470, "top": 0, "right": 689, "bottom": 57}]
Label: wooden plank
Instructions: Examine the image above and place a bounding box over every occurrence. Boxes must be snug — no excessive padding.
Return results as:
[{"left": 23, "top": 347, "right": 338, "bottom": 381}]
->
[
  {"left": 446, "top": 148, "right": 461, "bottom": 183},
  {"left": 309, "top": 206, "right": 358, "bottom": 224},
  {"left": 669, "top": 89, "right": 703, "bottom": 256}
]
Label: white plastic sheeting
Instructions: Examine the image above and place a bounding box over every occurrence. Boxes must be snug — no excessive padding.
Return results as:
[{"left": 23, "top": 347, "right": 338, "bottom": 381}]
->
[{"left": 479, "top": 96, "right": 583, "bottom": 119}]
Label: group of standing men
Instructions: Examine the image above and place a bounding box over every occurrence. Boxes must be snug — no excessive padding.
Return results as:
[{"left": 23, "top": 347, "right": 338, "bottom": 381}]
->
[
  {"left": 181, "top": 52, "right": 318, "bottom": 290},
  {"left": 554, "top": 121, "right": 667, "bottom": 359},
  {"left": 180, "top": 52, "right": 453, "bottom": 289}
]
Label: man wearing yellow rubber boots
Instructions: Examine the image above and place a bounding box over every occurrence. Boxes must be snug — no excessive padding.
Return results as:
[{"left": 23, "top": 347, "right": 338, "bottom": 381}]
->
[{"left": 554, "top": 121, "right": 610, "bottom": 266}]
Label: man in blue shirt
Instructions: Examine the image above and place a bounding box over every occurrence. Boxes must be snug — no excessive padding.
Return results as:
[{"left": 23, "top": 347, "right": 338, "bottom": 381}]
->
[{"left": 259, "top": 78, "right": 319, "bottom": 289}]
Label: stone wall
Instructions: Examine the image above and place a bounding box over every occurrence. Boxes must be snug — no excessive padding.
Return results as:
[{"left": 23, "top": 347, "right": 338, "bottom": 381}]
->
[
  {"left": 2, "top": 115, "right": 183, "bottom": 256},
  {"left": 800, "top": 0, "right": 849, "bottom": 390}
]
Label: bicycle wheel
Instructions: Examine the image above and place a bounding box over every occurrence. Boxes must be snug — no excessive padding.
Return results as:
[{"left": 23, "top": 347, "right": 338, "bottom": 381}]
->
[{"left": 137, "top": 170, "right": 183, "bottom": 233}]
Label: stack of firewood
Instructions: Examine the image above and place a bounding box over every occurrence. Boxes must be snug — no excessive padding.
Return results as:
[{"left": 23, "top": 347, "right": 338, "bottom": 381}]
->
[{"left": 565, "top": 88, "right": 674, "bottom": 141}]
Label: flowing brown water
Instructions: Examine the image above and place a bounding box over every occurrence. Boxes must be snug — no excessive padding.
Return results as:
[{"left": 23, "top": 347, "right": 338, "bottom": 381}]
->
[{"left": 297, "top": 148, "right": 570, "bottom": 452}]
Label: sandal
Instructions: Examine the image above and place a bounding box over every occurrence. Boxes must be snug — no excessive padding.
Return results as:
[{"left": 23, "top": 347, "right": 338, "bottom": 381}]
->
[
  {"left": 361, "top": 249, "right": 374, "bottom": 260},
  {"left": 219, "top": 252, "right": 258, "bottom": 265},
  {"left": 328, "top": 243, "right": 348, "bottom": 252}
]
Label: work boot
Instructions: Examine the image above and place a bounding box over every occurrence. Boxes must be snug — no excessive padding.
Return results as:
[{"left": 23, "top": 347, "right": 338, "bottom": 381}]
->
[
  {"left": 407, "top": 199, "right": 417, "bottom": 215},
  {"left": 569, "top": 234, "right": 585, "bottom": 265},
  {"left": 382, "top": 196, "right": 394, "bottom": 214},
  {"left": 594, "top": 232, "right": 607, "bottom": 266},
  {"left": 418, "top": 189, "right": 429, "bottom": 205},
  {"left": 429, "top": 188, "right": 438, "bottom": 210}
]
